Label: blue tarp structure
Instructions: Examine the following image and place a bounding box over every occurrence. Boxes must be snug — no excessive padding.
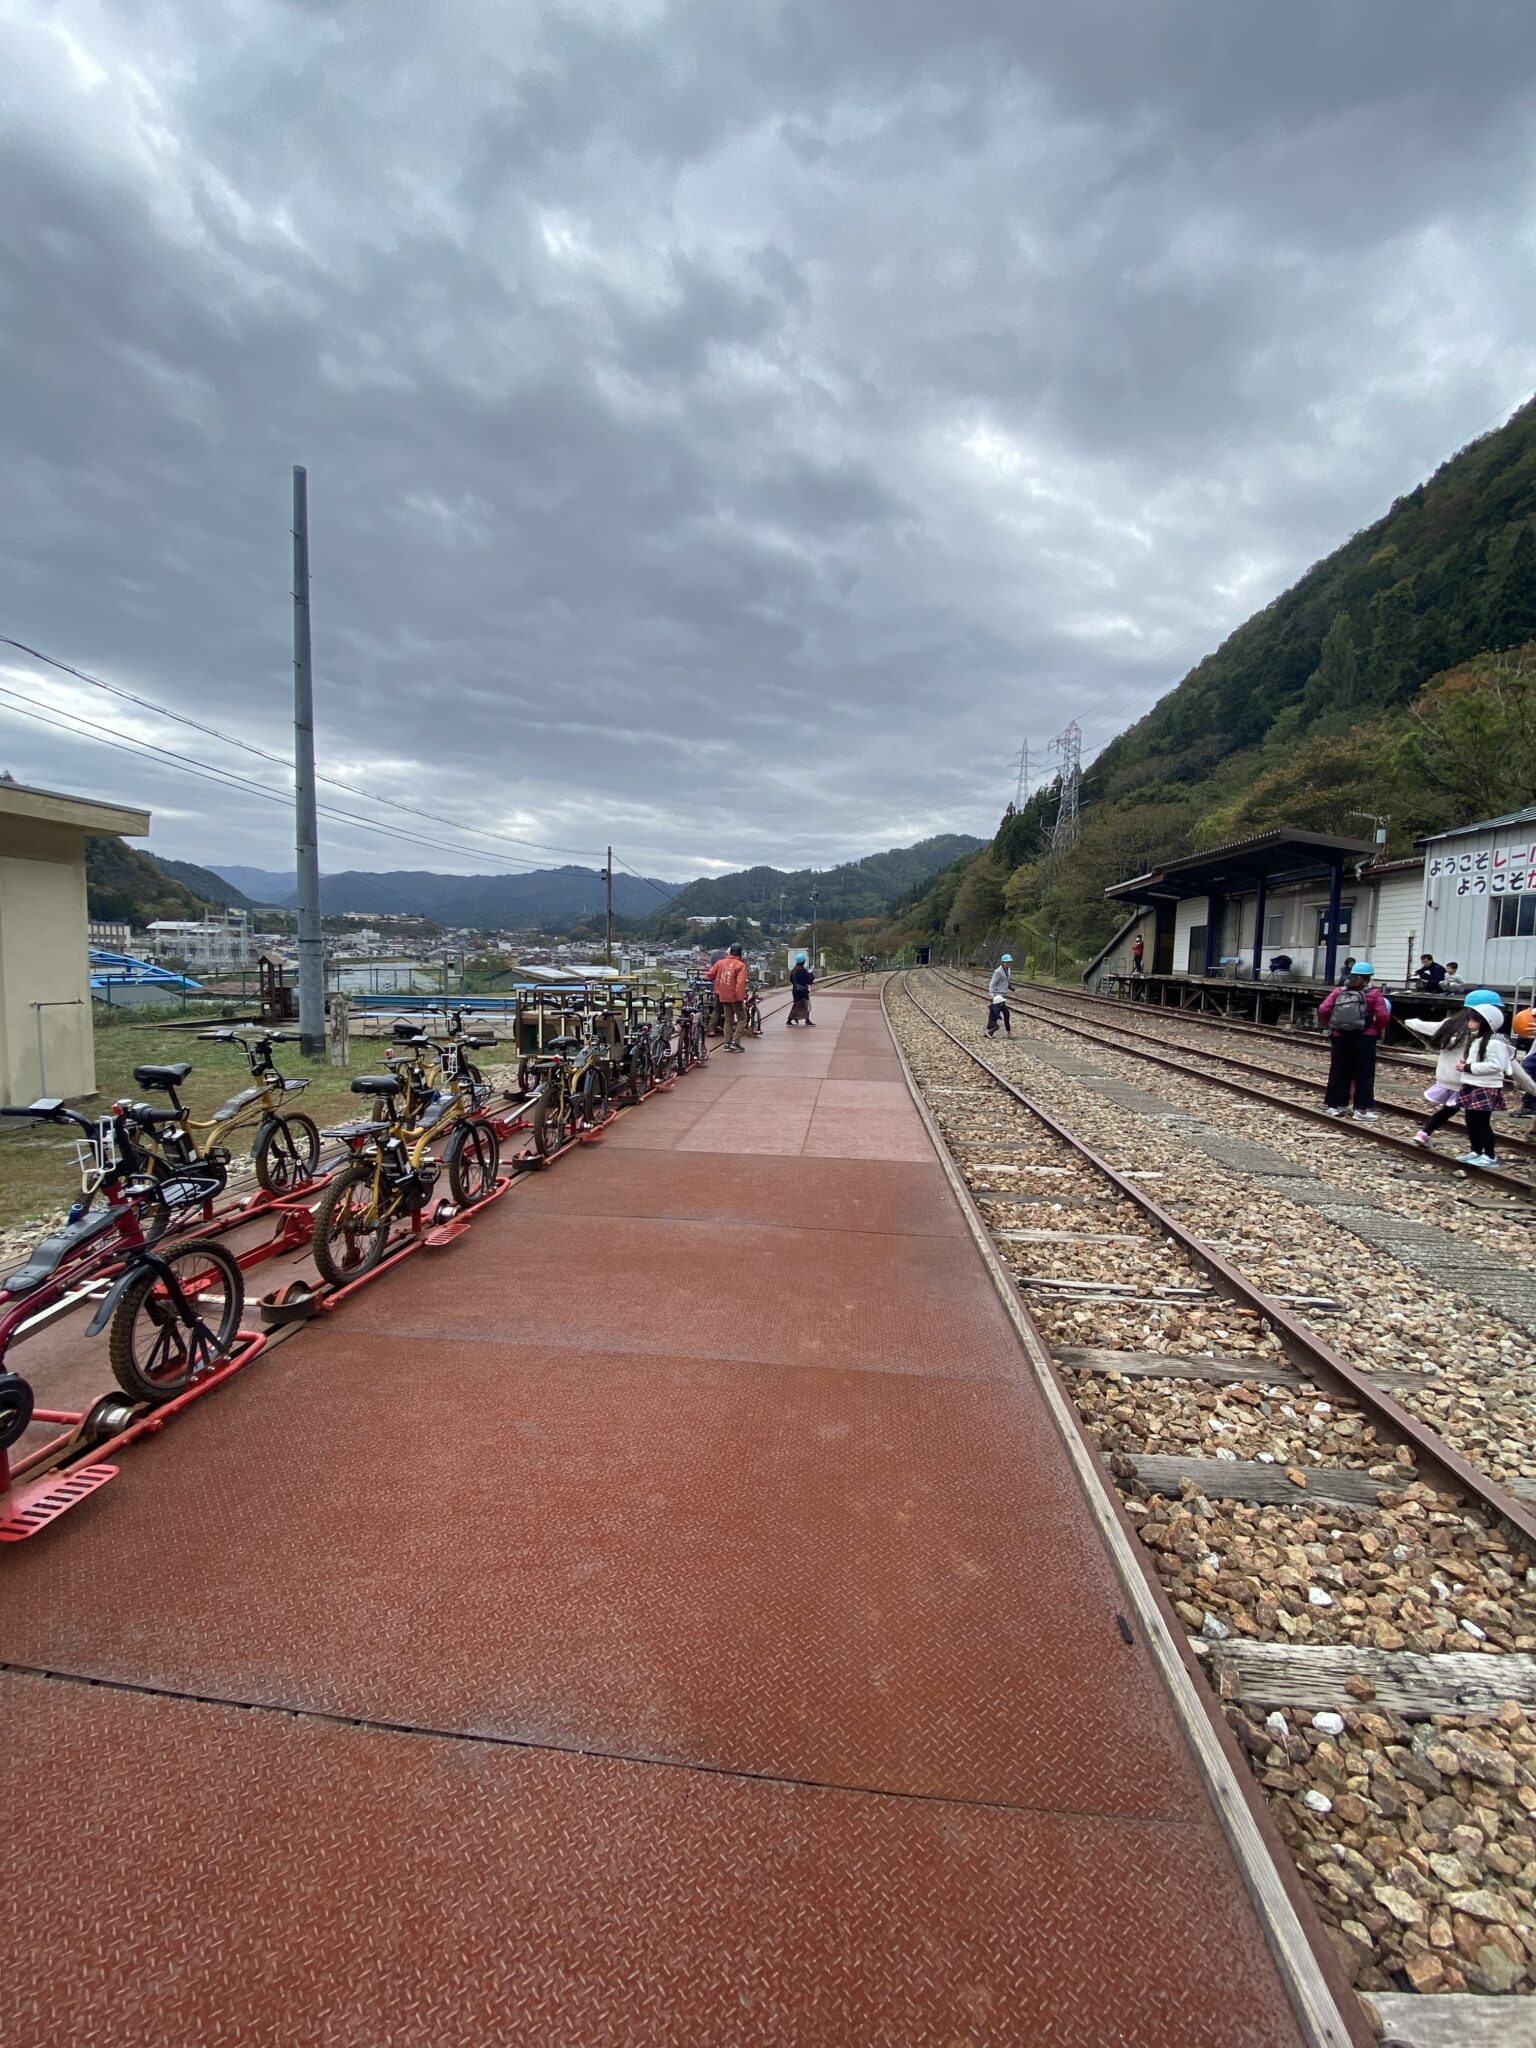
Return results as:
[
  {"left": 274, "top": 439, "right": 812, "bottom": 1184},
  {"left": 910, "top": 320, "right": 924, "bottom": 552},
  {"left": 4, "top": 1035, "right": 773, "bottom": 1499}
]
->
[{"left": 89, "top": 947, "right": 204, "bottom": 1001}]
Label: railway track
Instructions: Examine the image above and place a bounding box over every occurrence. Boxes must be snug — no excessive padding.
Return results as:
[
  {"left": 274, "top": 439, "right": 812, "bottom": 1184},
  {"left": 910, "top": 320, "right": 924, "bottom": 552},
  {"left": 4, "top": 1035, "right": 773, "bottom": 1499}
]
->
[
  {"left": 889, "top": 970, "right": 1536, "bottom": 2022},
  {"left": 935, "top": 967, "right": 1536, "bottom": 1198},
  {"left": 951, "top": 969, "right": 1536, "bottom": 1157}
]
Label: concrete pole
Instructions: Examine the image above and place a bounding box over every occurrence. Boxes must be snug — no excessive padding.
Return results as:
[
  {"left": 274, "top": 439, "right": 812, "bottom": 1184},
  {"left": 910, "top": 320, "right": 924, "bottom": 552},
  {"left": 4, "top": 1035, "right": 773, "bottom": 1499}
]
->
[
  {"left": 605, "top": 846, "right": 613, "bottom": 967},
  {"left": 292, "top": 466, "right": 325, "bottom": 1056},
  {"left": 810, "top": 884, "right": 818, "bottom": 971}
]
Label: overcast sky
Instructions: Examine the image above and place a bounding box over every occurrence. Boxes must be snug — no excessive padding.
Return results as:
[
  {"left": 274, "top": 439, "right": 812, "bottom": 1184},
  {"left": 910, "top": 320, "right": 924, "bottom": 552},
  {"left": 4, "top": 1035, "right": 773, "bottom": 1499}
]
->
[{"left": 3, "top": 1, "right": 1535, "bottom": 883}]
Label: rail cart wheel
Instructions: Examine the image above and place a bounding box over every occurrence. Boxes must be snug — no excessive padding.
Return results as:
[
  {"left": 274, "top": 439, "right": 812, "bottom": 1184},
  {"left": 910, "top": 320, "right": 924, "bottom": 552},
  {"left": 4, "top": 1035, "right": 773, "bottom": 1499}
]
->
[
  {"left": 255, "top": 1112, "right": 321, "bottom": 1195},
  {"left": 446, "top": 1120, "right": 500, "bottom": 1206},
  {"left": 311, "top": 1160, "right": 390, "bottom": 1288},
  {"left": 108, "top": 1239, "right": 244, "bottom": 1405},
  {"left": 575, "top": 1067, "right": 609, "bottom": 1130},
  {"left": 80, "top": 1393, "right": 136, "bottom": 1445},
  {"left": 0, "top": 1372, "right": 34, "bottom": 1450}
]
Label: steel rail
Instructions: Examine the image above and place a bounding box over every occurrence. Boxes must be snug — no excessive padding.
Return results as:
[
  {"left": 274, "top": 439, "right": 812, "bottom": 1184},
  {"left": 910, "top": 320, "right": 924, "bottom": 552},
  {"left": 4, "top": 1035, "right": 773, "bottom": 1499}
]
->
[
  {"left": 994, "top": 970, "right": 1466, "bottom": 1072},
  {"left": 899, "top": 973, "right": 1536, "bottom": 1554},
  {"left": 883, "top": 974, "right": 1367, "bottom": 2048},
  {"left": 948, "top": 970, "right": 1536, "bottom": 1157},
  {"left": 934, "top": 966, "right": 1536, "bottom": 1200}
]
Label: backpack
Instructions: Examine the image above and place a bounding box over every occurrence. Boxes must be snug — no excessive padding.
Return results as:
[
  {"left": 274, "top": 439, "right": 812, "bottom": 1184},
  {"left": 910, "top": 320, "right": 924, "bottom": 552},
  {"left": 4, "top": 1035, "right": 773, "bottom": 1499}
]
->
[{"left": 1331, "top": 988, "right": 1368, "bottom": 1033}]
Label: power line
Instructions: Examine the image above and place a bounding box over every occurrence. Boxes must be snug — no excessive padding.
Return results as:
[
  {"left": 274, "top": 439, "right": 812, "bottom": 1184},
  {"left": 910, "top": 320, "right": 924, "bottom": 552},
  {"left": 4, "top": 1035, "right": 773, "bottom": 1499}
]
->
[
  {"left": 0, "top": 634, "right": 605, "bottom": 864},
  {"left": 0, "top": 687, "right": 576, "bottom": 872},
  {"left": 609, "top": 852, "right": 681, "bottom": 905}
]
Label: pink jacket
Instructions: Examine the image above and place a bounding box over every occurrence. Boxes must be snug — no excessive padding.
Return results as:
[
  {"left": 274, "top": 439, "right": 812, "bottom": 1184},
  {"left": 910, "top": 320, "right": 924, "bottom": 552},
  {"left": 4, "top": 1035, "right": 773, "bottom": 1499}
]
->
[{"left": 1318, "top": 985, "right": 1391, "bottom": 1038}]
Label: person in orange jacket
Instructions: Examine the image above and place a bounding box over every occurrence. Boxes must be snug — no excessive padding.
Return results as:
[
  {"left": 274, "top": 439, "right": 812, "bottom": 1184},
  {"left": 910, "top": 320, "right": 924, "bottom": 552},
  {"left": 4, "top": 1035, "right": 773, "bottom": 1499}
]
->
[{"left": 706, "top": 944, "right": 750, "bottom": 1052}]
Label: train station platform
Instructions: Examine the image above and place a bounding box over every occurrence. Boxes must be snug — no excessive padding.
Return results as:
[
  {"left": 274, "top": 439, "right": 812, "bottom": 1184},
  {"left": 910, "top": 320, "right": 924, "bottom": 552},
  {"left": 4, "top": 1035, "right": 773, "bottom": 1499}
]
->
[{"left": 2, "top": 990, "right": 1315, "bottom": 2046}]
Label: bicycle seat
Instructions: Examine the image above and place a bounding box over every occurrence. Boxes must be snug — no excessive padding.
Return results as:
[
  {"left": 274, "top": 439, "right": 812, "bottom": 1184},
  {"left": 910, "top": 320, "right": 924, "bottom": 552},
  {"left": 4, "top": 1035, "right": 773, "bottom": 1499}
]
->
[
  {"left": 544, "top": 1035, "right": 582, "bottom": 1052},
  {"left": 134, "top": 1063, "right": 192, "bottom": 1091},
  {"left": 1, "top": 1207, "right": 123, "bottom": 1299},
  {"left": 351, "top": 1075, "right": 401, "bottom": 1097}
]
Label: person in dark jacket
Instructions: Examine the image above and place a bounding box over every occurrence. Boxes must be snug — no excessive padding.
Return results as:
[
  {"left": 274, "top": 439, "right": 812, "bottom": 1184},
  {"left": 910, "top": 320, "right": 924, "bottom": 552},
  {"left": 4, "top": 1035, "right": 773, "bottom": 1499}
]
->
[
  {"left": 787, "top": 952, "right": 815, "bottom": 1026},
  {"left": 1317, "top": 962, "right": 1391, "bottom": 1119}
]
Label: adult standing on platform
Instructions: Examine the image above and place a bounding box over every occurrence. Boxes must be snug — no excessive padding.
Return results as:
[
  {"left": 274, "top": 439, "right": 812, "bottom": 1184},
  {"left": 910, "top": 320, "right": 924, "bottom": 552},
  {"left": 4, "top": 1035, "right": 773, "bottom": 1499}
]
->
[
  {"left": 707, "top": 943, "right": 749, "bottom": 1052},
  {"left": 1318, "top": 962, "right": 1391, "bottom": 1119},
  {"left": 1131, "top": 932, "right": 1144, "bottom": 976},
  {"left": 986, "top": 954, "right": 1013, "bottom": 1037},
  {"left": 787, "top": 951, "right": 815, "bottom": 1026}
]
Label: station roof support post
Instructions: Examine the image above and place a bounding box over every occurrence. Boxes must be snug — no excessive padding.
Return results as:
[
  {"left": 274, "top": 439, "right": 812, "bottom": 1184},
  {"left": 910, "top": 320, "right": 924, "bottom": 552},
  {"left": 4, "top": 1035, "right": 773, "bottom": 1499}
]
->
[
  {"left": 1251, "top": 875, "right": 1268, "bottom": 982},
  {"left": 1322, "top": 862, "right": 1343, "bottom": 987}
]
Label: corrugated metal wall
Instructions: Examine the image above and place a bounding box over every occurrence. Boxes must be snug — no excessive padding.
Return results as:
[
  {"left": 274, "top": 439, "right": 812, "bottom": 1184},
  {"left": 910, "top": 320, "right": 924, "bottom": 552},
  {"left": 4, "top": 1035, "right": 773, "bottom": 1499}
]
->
[{"left": 1422, "top": 825, "right": 1536, "bottom": 988}]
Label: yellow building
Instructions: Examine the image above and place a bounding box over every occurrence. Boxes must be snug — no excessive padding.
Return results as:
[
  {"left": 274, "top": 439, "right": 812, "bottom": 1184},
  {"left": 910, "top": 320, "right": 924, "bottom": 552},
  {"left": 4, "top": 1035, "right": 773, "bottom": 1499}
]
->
[{"left": 0, "top": 779, "right": 150, "bottom": 1102}]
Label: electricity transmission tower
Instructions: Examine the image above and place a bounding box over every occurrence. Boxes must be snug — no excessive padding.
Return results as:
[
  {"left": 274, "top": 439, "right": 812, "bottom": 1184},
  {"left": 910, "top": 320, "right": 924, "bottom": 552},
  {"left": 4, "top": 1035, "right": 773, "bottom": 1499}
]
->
[
  {"left": 1010, "top": 739, "right": 1033, "bottom": 810},
  {"left": 1049, "top": 719, "right": 1082, "bottom": 854}
]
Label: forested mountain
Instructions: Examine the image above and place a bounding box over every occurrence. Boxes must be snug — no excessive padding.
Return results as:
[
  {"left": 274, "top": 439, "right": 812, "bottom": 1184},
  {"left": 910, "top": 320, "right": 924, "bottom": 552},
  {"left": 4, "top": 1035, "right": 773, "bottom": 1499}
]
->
[
  {"left": 651, "top": 835, "right": 983, "bottom": 931},
  {"left": 152, "top": 858, "right": 255, "bottom": 909},
  {"left": 899, "top": 395, "right": 1536, "bottom": 966},
  {"left": 263, "top": 866, "right": 677, "bottom": 925},
  {"left": 85, "top": 837, "right": 222, "bottom": 928}
]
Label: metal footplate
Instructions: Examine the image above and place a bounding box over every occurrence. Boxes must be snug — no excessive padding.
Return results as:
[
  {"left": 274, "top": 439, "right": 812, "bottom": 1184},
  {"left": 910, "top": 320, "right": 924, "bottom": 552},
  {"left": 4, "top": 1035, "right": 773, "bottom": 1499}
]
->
[{"left": 0, "top": 1463, "right": 118, "bottom": 1541}]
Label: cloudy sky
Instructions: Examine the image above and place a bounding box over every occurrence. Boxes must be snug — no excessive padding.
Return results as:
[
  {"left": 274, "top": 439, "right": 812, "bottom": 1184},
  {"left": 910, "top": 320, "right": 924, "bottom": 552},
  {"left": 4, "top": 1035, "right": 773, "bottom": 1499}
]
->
[{"left": 3, "top": 1, "right": 1535, "bottom": 884}]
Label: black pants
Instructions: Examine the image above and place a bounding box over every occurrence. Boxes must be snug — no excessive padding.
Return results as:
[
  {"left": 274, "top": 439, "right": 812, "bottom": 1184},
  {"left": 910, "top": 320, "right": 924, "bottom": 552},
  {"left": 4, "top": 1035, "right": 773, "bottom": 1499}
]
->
[
  {"left": 987, "top": 1001, "right": 1011, "bottom": 1035},
  {"left": 1324, "top": 1034, "right": 1377, "bottom": 1110},
  {"left": 1422, "top": 1100, "right": 1497, "bottom": 1157}
]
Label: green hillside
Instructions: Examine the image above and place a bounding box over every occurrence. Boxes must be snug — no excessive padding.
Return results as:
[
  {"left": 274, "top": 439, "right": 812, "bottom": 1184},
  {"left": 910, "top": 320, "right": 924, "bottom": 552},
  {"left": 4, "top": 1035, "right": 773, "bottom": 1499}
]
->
[
  {"left": 151, "top": 857, "right": 254, "bottom": 909},
  {"left": 651, "top": 835, "right": 983, "bottom": 933},
  {"left": 85, "top": 837, "right": 231, "bottom": 928},
  {"left": 901, "top": 394, "right": 1536, "bottom": 965}
]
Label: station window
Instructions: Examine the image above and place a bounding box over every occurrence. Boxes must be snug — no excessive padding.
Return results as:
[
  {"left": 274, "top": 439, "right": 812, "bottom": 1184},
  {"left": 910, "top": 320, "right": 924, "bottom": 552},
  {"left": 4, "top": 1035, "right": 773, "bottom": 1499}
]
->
[
  {"left": 1314, "top": 902, "right": 1355, "bottom": 944},
  {"left": 1490, "top": 895, "right": 1536, "bottom": 938},
  {"left": 1264, "top": 911, "right": 1284, "bottom": 947}
]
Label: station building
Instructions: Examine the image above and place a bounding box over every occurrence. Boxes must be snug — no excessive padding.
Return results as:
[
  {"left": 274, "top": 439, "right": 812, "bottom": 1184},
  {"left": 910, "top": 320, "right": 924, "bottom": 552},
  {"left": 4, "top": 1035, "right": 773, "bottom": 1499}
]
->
[{"left": 1092, "top": 806, "right": 1536, "bottom": 1011}]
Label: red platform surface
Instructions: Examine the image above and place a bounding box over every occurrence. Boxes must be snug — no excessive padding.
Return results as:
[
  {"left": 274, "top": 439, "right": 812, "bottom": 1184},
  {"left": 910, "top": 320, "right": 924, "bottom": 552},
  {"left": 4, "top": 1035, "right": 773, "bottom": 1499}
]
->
[{"left": 0, "top": 990, "right": 1308, "bottom": 2046}]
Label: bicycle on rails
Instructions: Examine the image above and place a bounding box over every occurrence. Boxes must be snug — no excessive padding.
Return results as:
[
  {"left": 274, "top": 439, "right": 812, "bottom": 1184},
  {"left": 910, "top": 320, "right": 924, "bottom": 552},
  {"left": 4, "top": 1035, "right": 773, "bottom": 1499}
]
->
[
  {"left": 675, "top": 986, "right": 712, "bottom": 1073},
  {"left": 615, "top": 994, "right": 678, "bottom": 1104},
  {"left": 744, "top": 980, "right": 763, "bottom": 1037},
  {"left": 309, "top": 1054, "right": 504, "bottom": 1288},
  {"left": 523, "top": 1023, "right": 612, "bottom": 1155},
  {"left": 120, "top": 1030, "right": 320, "bottom": 1204},
  {"left": 0, "top": 1099, "right": 245, "bottom": 1416}
]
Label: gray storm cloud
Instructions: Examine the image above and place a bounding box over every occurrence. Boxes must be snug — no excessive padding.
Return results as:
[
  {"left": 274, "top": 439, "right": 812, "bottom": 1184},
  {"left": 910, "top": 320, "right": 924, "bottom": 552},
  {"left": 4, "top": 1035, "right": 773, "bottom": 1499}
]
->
[{"left": 2, "top": 0, "right": 1534, "bottom": 878}]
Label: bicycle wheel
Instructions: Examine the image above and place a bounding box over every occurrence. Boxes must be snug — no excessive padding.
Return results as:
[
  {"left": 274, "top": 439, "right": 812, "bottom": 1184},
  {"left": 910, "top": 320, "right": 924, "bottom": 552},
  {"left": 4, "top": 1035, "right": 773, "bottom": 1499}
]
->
[
  {"left": 255, "top": 1112, "right": 321, "bottom": 1196},
  {"left": 652, "top": 1040, "right": 675, "bottom": 1083},
  {"left": 446, "top": 1120, "right": 500, "bottom": 1205},
  {"left": 531, "top": 1076, "right": 576, "bottom": 1157},
  {"left": 123, "top": 1174, "right": 171, "bottom": 1246},
  {"left": 311, "top": 1158, "right": 390, "bottom": 1287},
  {"left": 575, "top": 1066, "right": 609, "bottom": 1130},
  {"left": 625, "top": 1042, "right": 650, "bottom": 1105},
  {"left": 108, "top": 1238, "right": 244, "bottom": 1404}
]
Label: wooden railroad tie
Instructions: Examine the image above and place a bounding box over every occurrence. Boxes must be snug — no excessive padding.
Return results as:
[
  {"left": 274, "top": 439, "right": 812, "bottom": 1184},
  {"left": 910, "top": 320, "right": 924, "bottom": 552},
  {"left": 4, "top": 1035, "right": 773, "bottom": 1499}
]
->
[{"left": 1195, "top": 1638, "right": 1536, "bottom": 1719}]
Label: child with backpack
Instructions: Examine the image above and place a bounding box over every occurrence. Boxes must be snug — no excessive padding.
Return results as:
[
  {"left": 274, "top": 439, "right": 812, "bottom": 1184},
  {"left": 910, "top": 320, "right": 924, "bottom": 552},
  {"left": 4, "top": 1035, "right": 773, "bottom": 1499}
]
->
[{"left": 1317, "top": 963, "right": 1391, "bottom": 1119}]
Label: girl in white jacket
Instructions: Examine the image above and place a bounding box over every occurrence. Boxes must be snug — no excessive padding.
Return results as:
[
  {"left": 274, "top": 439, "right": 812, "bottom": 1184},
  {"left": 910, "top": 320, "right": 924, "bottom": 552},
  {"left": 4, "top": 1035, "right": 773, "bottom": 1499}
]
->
[{"left": 1406, "top": 1000, "right": 1529, "bottom": 1166}]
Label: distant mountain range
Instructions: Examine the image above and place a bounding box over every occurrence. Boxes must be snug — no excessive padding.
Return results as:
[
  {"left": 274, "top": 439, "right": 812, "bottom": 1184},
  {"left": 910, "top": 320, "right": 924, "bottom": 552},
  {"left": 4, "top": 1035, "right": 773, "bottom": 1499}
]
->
[
  {"left": 652, "top": 835, "right": 986, "bottom": 926},
  {"left": 208, "top": 863, "right": 680, "bottom": 925}
]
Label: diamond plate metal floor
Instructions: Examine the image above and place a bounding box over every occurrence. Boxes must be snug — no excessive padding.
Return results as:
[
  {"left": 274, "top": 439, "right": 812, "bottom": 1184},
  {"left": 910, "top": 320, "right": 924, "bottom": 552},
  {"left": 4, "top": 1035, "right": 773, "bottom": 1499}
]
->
[{"left": 0, "top": 990, "right": 1310, "bottom": 2046}]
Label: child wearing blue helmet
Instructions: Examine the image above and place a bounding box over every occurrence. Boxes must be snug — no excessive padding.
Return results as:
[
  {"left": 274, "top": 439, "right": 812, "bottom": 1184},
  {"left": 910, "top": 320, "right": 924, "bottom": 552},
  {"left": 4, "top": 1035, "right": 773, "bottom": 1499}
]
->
[{"left": 986, "top": 954, "right": 1013, "bottom": 1038}]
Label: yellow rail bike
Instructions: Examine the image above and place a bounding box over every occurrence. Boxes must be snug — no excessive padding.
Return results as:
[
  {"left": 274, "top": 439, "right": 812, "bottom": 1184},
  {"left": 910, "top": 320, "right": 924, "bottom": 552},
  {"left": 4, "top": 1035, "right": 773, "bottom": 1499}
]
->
[
  {"left": 310, "top": 1037, "right": 501, "bottom": 1286},
  {"left": 122, "top": 1029, "right": 320, "bottom": 1204}
]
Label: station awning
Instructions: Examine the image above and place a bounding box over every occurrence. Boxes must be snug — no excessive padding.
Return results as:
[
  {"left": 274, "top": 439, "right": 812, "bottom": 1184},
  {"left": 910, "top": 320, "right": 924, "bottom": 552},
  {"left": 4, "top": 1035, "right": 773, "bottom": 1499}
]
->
[{"left": 1105, "top": 829, "right": 1376, "bottom": 906}]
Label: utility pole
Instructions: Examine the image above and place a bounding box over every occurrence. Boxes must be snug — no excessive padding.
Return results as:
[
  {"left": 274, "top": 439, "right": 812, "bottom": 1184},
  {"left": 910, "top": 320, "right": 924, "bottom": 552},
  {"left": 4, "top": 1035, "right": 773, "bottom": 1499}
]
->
[
  {"left": 810, "top": 883, "right": 818, "bottom": 970},
  {"left": 604, "top": 846, "right": 613, "bottom": 966},
  {"left": 291, "top": 465, "right": 324, "bottom": 1057}
]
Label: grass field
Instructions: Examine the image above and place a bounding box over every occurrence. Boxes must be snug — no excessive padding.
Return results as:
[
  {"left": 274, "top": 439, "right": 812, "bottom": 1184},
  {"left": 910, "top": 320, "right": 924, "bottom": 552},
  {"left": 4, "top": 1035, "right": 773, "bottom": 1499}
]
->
[{"left": 0, "top": 1011, "right": 372, "bottom": 1241}]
